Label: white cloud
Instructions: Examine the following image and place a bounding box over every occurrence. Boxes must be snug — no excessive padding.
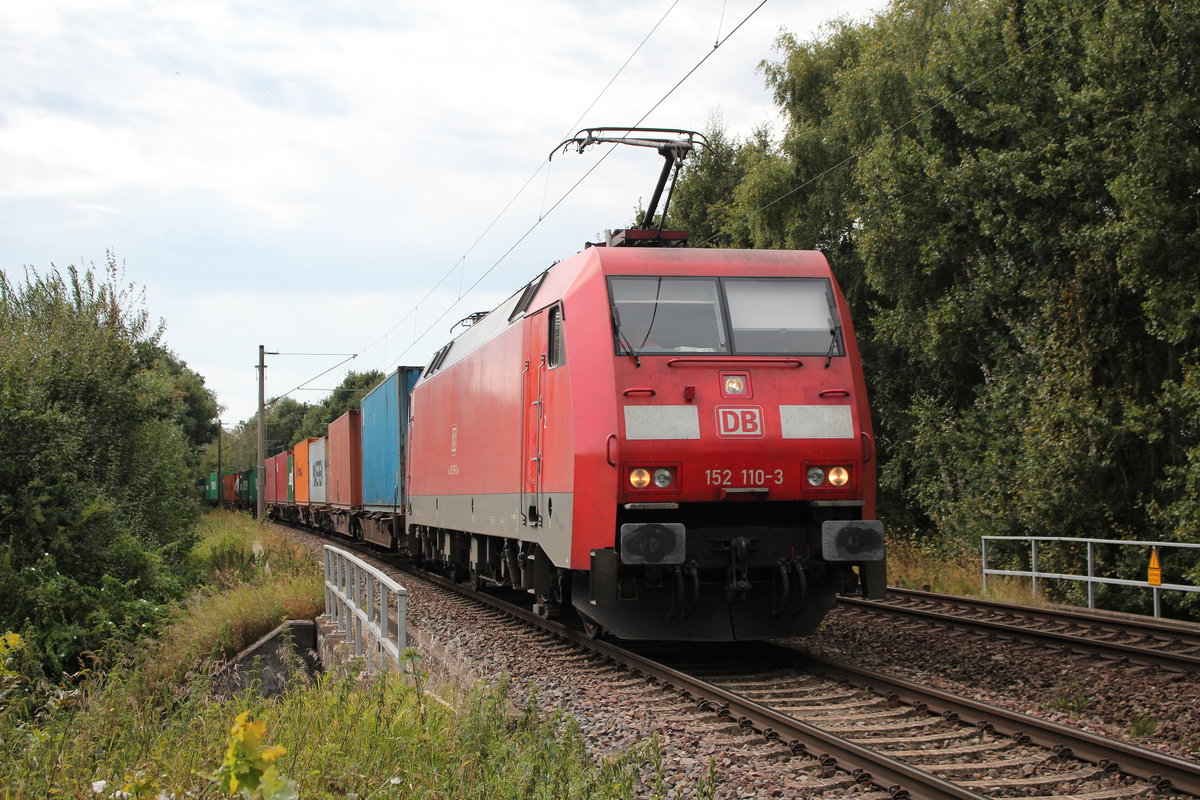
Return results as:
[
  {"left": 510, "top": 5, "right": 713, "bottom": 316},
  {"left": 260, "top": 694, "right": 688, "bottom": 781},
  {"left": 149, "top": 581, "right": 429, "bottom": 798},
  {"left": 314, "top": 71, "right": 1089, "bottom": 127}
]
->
[
  {"left": 160, "top": 285, "right": 507, "bottom": 421},
  {"left": 1, "top": 0, "right": 883, "bottom": 425}
]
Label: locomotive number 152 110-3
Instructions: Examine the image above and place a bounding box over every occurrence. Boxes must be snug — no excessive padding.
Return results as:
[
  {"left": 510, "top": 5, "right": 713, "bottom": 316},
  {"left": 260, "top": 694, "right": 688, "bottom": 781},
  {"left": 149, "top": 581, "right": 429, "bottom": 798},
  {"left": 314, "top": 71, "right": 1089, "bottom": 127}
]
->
[{"left": 704, "top": 468, "right": 785, "bottom": 486}]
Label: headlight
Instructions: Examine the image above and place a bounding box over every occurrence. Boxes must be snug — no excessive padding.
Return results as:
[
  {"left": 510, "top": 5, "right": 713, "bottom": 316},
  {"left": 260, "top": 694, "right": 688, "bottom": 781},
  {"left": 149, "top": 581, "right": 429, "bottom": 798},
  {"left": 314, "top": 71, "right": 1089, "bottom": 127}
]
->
[
  {"left": 653, "top": 468, "right": 674, "bottom": 488},
  {"left": 807, "top": 467, "right": 826, "bottom": 487},
  {"left": 723, "top": 374, "right": 747, "bottom": 395},
  {"left": 630, "top": 468, "right": 651, "bottom": 489},
  {"left": 828, "top": 466, "right": 849, "bottom": 486}
]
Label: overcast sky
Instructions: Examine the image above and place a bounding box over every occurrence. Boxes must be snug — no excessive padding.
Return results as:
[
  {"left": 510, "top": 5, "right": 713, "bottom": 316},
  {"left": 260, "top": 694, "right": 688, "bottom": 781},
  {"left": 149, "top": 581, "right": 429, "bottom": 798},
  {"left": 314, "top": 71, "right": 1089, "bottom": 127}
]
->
[{"left": 2, "top": 0, "right": 880, "bottom": 433}]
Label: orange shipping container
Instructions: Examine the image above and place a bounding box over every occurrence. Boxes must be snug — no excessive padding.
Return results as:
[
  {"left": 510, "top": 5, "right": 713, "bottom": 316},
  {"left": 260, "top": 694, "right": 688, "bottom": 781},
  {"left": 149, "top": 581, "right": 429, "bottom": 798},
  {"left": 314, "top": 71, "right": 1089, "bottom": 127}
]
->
[
  {"left": 293, "top": 437, "right": 320, "bottom": 505},
  {"left": 327, "top": 410, "right": 362, "bottom": 509},
  {"left": 221, "top": 472, "right": 237, "bottom": 504}
]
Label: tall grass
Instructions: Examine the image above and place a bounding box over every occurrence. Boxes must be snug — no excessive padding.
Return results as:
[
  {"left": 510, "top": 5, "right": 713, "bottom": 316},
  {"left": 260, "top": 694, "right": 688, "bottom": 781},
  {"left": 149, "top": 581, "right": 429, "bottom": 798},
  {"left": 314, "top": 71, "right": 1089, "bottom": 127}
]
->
[
  {"left": 130, "top": 512, "right": 326, "bottom": 690},
  {"left": 0, "top": 667, "right": 647, "bottom": 799},
  {"left": 885, "top": 529, "right": 1041, "bottom": 605},
  {"left": 0, "top": 511, "right": 650, "bottom": 799}
]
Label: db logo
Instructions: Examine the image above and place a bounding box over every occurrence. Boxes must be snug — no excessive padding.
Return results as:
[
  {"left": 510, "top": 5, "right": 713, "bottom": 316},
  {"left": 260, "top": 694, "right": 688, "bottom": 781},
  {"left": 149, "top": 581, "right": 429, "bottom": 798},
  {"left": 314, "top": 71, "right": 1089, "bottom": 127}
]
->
[{"left": 716, "top": 406, "right": 765, "bottom": 438}]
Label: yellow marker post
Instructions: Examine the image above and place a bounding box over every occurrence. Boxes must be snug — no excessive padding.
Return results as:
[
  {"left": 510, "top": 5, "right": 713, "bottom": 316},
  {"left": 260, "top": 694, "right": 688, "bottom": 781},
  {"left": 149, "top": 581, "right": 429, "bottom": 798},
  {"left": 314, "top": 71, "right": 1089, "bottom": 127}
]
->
[{"left": 1147, "top": 547, "right": 1162, "bottom": 587}]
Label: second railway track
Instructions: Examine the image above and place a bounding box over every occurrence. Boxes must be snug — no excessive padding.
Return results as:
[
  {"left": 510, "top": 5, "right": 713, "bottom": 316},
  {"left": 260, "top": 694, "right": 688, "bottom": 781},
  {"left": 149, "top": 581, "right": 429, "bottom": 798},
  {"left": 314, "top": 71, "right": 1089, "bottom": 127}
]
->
[{"left": 840, "top": 588, "right": 1200, "bottom": 672}]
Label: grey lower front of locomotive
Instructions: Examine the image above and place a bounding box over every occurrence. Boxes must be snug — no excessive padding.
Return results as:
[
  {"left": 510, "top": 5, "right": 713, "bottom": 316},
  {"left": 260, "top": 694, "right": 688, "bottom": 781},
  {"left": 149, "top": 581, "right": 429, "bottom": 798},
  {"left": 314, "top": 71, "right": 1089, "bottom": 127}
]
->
[{"left": 576, "top": 502, "right": 885, "bottom": 640}]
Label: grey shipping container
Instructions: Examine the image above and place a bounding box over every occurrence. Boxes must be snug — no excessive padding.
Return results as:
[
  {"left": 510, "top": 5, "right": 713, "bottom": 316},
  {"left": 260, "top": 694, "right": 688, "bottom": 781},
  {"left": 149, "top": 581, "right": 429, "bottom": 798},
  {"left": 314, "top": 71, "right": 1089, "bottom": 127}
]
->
[{"left": 308, "top": 436, "right": 328, "bottom": 505}]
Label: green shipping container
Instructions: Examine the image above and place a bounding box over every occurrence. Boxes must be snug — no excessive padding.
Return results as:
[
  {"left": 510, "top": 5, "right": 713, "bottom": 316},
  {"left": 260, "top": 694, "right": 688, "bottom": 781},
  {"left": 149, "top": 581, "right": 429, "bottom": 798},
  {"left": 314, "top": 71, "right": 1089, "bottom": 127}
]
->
[
  {"left": 237, "top": 467, "right": 259, "bottom": 505},
  {"left": 287, "top": 453, "right": 295, "bottom": 503},
  {"left": 205, "top": 472, "right": 218, "bottom": 502}
]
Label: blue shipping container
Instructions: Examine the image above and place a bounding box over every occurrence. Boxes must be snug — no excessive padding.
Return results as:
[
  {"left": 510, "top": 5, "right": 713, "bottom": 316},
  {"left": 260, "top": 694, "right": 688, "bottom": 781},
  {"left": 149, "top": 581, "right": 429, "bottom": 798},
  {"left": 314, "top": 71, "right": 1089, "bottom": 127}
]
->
[{"left": 361, "top": 366, "right": 422, "bottom": 512}]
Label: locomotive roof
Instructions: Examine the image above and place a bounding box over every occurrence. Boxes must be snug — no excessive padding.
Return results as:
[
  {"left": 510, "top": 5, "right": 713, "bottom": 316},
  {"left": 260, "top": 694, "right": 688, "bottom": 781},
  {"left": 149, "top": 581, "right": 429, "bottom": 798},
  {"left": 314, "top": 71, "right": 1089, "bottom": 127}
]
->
[{"left": 418, "top": 246, "right": 833, "bottom": 382}]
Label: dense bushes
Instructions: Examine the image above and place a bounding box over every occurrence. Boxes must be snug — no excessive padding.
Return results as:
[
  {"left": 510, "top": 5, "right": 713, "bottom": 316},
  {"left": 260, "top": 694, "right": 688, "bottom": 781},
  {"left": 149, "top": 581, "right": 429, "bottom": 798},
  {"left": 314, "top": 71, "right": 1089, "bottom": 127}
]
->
[
  {"left": 0, "top": 257, "right": 217, "bottom": 674},
  {"left": 671, "top": 0, "right": 1200, "bottom": 611}
]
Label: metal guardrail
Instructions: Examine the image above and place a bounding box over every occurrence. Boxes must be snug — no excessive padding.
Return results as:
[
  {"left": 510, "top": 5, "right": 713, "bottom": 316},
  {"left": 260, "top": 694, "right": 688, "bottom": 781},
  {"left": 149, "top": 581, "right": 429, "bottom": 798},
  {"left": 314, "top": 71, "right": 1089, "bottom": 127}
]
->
[
  {"left": 322, "top": 545, "right": 407, "bottom": 670},
  {"left": 982, "top": 536, "right": 1200, "bottom": 617}
]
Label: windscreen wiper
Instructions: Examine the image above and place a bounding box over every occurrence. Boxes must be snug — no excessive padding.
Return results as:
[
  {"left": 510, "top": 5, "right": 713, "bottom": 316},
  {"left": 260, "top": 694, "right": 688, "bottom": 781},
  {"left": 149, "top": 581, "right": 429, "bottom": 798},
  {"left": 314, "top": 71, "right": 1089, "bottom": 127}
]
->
[
  {"left": 611, "top": 305, "right": 641, "bottom": 368},
  {"left": 824, "top": 327, "right": 840, "bottom": 368}
]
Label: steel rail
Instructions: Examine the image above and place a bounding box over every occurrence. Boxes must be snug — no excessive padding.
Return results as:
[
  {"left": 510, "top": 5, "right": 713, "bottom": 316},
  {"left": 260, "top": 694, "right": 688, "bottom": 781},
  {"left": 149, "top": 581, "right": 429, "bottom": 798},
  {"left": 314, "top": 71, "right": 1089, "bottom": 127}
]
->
[
  {"left": 462, "top": 593, "right": 990, "bottom": 800},
  {"left": 839, "top": 594, "right": 1200, "bottom": 671},
  {"left": 788, "top": 646, "right": 1200, "bottom": 797},
  {"left": 885, "top": 587, "right": 1200, "bottom": 643}
]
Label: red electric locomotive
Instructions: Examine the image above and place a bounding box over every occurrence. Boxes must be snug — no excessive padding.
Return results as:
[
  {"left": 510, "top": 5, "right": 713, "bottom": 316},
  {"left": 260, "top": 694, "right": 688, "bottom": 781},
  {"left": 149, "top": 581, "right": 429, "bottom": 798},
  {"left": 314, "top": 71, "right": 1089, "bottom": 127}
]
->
[{"left": 405, "top": 129, "right": 885, "bottom": 640}]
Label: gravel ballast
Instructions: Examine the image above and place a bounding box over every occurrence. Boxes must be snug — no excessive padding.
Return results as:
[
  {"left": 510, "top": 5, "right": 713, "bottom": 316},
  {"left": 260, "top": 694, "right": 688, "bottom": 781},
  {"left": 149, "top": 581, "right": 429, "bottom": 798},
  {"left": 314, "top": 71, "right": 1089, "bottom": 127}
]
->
[{"left": 276, "top": 523, "right": 1199, "bottom": 797}]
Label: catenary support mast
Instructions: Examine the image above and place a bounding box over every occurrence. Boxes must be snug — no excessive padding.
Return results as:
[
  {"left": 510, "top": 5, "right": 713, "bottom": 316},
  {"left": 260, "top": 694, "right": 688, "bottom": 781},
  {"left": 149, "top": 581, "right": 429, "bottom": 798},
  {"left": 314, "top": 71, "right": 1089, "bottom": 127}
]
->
[{"left": 257, "top": 345, "right": 266, "bottom": 520}]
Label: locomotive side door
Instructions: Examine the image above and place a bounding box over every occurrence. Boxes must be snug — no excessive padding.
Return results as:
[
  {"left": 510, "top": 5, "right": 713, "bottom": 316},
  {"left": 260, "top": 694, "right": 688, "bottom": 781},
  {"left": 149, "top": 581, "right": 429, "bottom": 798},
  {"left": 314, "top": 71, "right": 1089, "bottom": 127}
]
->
[{"left": 521, "top": 309, "right": 548, "bottom": 526}]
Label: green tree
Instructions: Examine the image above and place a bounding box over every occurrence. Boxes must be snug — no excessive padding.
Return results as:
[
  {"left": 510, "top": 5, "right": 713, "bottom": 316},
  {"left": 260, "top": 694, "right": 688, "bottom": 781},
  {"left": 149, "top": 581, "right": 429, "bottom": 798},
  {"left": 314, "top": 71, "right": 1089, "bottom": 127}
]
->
[
  {"left": 156, "top": 351, "right": 220, "bottom": 451},
  {"left": 675, "top": 0, "right": 1200, "bottom": 612},
  {"left": 295, "top": 370, "right": 384, "bottom": 440},
  {"left": 264, "top": 397, "right": 309, "bottom": 458},
  {"left": 0, "top": 258, "right": 202, "bottom": 672}
]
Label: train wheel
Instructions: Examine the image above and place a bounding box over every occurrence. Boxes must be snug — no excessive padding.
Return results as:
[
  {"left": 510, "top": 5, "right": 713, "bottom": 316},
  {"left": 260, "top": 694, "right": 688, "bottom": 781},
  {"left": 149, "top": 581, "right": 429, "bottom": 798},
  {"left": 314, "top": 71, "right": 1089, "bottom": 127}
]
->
[
  {"left": 579, "top": 613, "right": 605, "bottom": 640},
  {"left": 533, "top": 595, "right": 560, "bottom": 619}
]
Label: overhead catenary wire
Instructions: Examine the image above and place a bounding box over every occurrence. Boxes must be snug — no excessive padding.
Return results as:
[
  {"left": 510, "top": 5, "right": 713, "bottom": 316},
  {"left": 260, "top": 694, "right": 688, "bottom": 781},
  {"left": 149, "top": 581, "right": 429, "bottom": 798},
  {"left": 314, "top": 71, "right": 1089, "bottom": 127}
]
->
[
  {"left": 359, "top": 0, "right": 684, "bottom": 362},
  {"left": 268, "top": 352, "right": 358, "bottom": 406},
  {"left": 716, "top": 0, "right": 728, "bottom": 46},
  {"left": 382, "top": 0, "right": 773, "bottom": 371},
  {"left": 262, "top": 0, "right": 802, "bottom": 413},
  {"left": 283, "top": 0, "right": 774, "bottom": 401}
]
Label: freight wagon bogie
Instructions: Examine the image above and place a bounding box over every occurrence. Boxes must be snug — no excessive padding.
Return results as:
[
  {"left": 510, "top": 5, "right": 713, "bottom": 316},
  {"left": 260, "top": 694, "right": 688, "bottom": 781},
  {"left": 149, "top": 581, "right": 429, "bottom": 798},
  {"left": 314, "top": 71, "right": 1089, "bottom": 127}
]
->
[{"left": 579, "top": 500, "right": 885, "bottom": 639}]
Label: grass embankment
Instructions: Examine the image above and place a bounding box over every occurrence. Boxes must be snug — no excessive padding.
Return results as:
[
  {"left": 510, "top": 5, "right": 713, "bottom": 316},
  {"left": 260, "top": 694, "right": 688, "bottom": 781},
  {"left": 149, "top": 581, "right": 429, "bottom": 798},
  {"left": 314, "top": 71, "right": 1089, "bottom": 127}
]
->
[
  {"left": 0, "top": 511, "right": 649, "bottom": 799},
  {"left": 885, "top": 529, "right": 1039, "bottom": 605}
]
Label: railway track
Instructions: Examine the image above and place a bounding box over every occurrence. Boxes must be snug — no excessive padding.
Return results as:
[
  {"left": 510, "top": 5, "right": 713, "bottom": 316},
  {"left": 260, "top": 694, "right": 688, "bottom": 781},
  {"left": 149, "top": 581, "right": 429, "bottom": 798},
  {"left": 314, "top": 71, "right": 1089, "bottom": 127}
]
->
[
  {"left": 289, "top": 527, "right": 1200, "bottom": 798},
  {"left": 396, "top": 567, "right": 1200, "bottom": 799},
  {"left": 647, "top": 642, "right": 1200, "bottom": 799},
  {"left": 840, "top": 588, "right": 1200, "bottom": 672}
]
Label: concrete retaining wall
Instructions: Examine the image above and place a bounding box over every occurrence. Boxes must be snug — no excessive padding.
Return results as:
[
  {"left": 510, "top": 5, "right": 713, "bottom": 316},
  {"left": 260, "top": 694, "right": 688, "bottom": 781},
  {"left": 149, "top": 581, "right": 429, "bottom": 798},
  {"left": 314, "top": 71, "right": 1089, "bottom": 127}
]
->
[
  {"left": 212, "top": 620, "right": 320, "bottom": 698},
  {"left": 215, "top": 614, "right": 500, "bottom": 712}
]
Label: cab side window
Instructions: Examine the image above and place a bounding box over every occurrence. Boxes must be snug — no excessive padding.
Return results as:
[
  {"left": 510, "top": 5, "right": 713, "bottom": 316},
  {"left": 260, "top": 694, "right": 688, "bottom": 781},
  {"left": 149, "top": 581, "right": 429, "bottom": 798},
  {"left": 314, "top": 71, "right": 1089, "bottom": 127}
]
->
[{"left": 548, "top": 306, "right": 565, "bottom": 368}]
